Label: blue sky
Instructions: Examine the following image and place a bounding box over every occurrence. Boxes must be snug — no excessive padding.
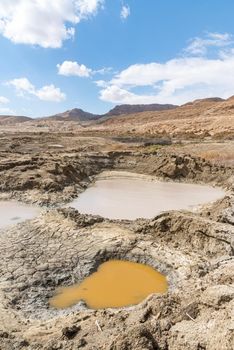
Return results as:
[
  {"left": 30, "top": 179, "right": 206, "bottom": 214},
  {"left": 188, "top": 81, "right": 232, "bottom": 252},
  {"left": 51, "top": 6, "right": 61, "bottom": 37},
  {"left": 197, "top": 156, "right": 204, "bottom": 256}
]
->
[{"left": 0, "top": 0, "right": 234, "bottom": 117}]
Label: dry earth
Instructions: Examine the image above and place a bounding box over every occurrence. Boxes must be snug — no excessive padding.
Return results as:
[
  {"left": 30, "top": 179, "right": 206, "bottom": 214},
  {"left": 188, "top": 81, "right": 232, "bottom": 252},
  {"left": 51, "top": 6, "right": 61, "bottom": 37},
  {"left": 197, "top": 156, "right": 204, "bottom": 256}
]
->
[
  {"left": 86, "top": 97, "right": 234, "bottom": 140},
  {"left": 1, "top": 97, "right": 234, "bottom": 140},
  {"left": 0, "top": 132, "right": 233, "bottom": 350}
]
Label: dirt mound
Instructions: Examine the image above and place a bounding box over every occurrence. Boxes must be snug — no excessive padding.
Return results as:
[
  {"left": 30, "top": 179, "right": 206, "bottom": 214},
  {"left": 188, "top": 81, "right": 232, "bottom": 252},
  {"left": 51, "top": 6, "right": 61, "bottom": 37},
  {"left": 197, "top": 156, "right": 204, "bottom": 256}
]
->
[{"left": 0, "top": 153, "right": 113, "bottom": 204}]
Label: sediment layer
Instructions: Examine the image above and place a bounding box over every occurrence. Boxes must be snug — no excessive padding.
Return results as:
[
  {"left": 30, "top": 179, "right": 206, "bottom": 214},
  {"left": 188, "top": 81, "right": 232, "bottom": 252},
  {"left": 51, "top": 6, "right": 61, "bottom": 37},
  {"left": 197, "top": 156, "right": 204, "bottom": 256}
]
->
[{"left": 0, "top": 141, "right": 233, "bottom": 350}]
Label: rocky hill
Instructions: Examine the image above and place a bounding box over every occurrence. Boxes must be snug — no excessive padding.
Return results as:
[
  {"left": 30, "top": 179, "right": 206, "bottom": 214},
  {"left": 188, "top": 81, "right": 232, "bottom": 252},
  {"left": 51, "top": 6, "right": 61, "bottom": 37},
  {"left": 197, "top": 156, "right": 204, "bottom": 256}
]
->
[
  {"left": 42, "top": 108, "right": 100, "bottom": 122},
  {"left": 0, "top": 115, "right": 31, "bottom": 125},
  {"left": 105, "top": 103, "right": 177, "bottom": 116},
  {"left": 89, "top": 97, "right": 234, "bottom": 139},
  {"left": 42, "top": 104, "right": 177, "bottom": 122},
  {"left": 0, "top": 104, "right": 178, "bottom": 125},
  {"left": 1, "top": 97, "right": 234, "bottom": 139}
]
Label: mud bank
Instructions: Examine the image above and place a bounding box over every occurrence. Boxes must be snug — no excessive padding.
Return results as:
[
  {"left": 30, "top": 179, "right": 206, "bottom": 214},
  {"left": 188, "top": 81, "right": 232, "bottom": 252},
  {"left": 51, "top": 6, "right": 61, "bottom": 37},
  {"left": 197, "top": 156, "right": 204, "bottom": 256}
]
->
[
  {"left": 0, "top": 151, "right": 233, "bottom": 206},
  {"left": 0, "top": 149, "right": 233, "bottom": 350}
]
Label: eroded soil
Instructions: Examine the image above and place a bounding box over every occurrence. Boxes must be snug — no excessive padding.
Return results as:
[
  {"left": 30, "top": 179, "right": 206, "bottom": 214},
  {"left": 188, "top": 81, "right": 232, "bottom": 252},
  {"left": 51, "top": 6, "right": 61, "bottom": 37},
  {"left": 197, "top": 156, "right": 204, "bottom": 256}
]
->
[{"left": 0, "top": 133, "right": 233, "bottom": 350}]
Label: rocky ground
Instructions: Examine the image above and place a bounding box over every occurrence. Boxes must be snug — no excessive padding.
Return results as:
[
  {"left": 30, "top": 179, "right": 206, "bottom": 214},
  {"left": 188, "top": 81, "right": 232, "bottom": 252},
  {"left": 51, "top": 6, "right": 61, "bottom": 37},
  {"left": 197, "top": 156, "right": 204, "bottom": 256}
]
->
[
  {"left": 0, "top": 132, "right": 233, "bottom": 350},
  {"left": 1, "top": 97, "right": 234, "bottom": 140},
  {"left": 85, "top": 97, "right": 234, "bottom": 140}
]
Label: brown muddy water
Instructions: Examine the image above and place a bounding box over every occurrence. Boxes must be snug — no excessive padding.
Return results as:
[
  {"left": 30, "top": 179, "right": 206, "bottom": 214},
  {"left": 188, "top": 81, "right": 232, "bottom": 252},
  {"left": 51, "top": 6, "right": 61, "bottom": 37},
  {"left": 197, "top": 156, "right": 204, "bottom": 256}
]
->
[
  {"left": 69, "top": 172, "right": 225, "bottom": 220},
  {"left": 0, "top": 201, "right": 40, "bottom": 229},
  {"left": 50, "top": 260, "right": 168, "bottom": 309}
]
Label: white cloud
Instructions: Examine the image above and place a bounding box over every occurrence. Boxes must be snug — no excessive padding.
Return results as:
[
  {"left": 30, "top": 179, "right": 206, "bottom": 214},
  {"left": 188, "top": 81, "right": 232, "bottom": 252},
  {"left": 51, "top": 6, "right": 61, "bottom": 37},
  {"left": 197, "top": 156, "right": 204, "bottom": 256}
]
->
[
  {"left": 120, "top": 4, "right": 130, "bottom": 20},
  {"left": 0, "top": 0, "right": 104, "bottom": 48},
  {"left": 185, "top": 32, "right": 233, "bottom": 56},
  {"left": 57, "top": 60, "right": 113, "bottom": 78},
  {"left": 0, "top": 95, "right": 13, "bottom": 115},
  {"left": 93, "top": 67, "right": 113, "bottom": 75},
  {"left": 35, "top": 85, "right": 66, "bottom": 102},
  {"left": 99, "top": 32, "right": 234, "bottom": 105},
  {"left": 100, "top": 85, "right": 142, "bottom": 104},
  {"left": 7, "top": 77, "right": 66, "bottom": 102},
  {"left": 0, "top": 107, "right": 16, "bottom": 115},
  {"left": 57, "top": 61, "right": 92, "bottom": 77},
  {"left": 95, "top": 80, "right": 108, "bottom": 88},
  {"left": 7, "top": 78, "right": 35, "bottom": 95},
  {"left": 0, "top": 96, "right": 9, "bottom": 104}
]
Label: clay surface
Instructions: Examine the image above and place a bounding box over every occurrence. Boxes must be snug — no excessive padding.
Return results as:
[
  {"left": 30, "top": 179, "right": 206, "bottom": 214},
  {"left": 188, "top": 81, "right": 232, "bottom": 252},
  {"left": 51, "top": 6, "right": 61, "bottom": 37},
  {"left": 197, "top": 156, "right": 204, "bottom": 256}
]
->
[{"left": 0, "top": 133, "right": 233, "bottom": 350}]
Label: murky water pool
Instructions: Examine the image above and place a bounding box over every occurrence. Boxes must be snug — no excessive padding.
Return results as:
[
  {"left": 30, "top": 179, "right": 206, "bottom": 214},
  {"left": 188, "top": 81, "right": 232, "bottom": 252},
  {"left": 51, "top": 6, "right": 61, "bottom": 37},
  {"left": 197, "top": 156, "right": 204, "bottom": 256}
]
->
[
  {"left": 50, "top": 260, "right": 168, "bottom": 309},
  {"left": 0, "top": 201, "right": 40, "bottom": 229},
  {"left": 68, "top": 172, "right": 225, "bottom": 220}
]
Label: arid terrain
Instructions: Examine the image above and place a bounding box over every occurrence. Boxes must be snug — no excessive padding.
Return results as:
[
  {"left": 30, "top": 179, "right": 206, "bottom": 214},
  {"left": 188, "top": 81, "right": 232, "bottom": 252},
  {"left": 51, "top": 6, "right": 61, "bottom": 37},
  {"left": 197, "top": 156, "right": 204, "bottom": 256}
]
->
[{"left": 0, "top": 98, "right": 233, "bottom": 350}]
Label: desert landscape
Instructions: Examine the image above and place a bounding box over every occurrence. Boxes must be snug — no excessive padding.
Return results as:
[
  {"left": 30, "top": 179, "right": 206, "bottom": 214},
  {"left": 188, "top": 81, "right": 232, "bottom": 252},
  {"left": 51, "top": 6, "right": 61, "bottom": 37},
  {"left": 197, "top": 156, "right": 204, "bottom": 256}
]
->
[
  {"left": 0, "top": 1, "right": 234, "bottom": 349},
  {"left": 0, "top": 98, "right": 233, "bottom": 349}
]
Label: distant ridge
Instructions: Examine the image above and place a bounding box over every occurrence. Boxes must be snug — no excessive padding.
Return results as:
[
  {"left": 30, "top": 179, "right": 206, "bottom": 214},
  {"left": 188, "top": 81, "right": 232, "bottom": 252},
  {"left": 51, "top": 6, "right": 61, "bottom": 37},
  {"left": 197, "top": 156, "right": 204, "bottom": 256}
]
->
[
  {"left": 0, "top": 115, "right": 31, "bottom": 125},
  {"left": 183, "top": 97, "right": 225, "bottom": 107},
  {"left": 41, "top": 108, "right": 100, "bottom": 122},
  {"left": 88, "top": 96, "right": 234, "bottom": 139},
  {"left": 0, "top": 98, "right": 232, "bottom": 126},
  {"left": 105, "top": 103, "right": 177, "bottom": 117},
  {"left": 43, "top": 104, "right": 177, "bottom": 122}
]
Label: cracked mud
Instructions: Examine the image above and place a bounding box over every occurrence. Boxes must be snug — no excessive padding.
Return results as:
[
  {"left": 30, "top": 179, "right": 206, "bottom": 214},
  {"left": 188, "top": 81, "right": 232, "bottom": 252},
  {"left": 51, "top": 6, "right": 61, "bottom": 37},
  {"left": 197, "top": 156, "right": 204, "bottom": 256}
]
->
[{"left": 0, "top": 140, "right": 233, "bottom": 350}]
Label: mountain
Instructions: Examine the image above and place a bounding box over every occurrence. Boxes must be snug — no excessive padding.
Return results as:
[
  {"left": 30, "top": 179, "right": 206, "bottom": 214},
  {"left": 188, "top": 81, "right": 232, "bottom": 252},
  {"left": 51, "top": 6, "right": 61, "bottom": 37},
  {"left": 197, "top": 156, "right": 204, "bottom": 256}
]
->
[
  {"left": 202, "top": 95, "right": 234, "bottom": 116},
  {"left": 42, "top": 104, "right": 177, "bottom": 122},
  {"left": 88, "top": 97, "right": 234, "bottom": 139},
  {"left": 0, "top": 98, "right": 233, "bottom": 141},
  {"left": 0, "top": 104, "right": 178, "bottom": 125},
  {"left": 105, "top": 103, "right": 177, "bottom": 117},
  {"left": 0, "top": 115, "right": 31, "bottom": 125},
  {"left": 42, "top": 108, "right": 100, "bottom": 122},
  {"left": 183, "top": 97, "right": 225, "bottom": 106}
]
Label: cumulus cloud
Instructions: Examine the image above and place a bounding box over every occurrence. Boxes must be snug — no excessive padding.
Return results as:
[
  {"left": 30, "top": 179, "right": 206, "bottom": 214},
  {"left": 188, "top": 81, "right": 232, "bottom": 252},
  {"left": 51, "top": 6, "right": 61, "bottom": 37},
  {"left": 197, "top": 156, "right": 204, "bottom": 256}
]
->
[
  {"left": 57, "top": 60, "right": 113, "bottom": 78},
  {"left": 8, "top": 78, "right": 35, "bottom": 95},
  {"left": 99, "top": 32, "right": 234, "bottom": 105},
  {"left": 0, "top": 0, "right": 104, "bottom": 48},
  {"left": 120, "top": 4, "right": 130, "bottom": 20},
  {"left": 35, "top": 85, "right": 66, "bottom": 102},
  {"left": 7, "top": 78, "right": 66, "bottom": 102},
  {"left": 57, "top": 61, "right": 92, "bottom": 77},
  {"left": 0, "top": 96, "right": 9, "bottom": 104},
  {"left": 100, "top": 85, "right": 142, "bottom": 104}
]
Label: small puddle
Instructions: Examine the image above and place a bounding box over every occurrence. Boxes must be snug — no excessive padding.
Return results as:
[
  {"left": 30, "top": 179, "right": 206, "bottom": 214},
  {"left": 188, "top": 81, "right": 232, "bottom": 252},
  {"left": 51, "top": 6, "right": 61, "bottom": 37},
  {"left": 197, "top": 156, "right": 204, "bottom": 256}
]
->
[
  {"left": 0, "top": 201, "right": 40, "bottom": 229},
  {"left": 68, "top": 172, "right": 225, "bottom": 220},
  {"left": 50, "top": 260, "right": 168, "bottom": 309}
]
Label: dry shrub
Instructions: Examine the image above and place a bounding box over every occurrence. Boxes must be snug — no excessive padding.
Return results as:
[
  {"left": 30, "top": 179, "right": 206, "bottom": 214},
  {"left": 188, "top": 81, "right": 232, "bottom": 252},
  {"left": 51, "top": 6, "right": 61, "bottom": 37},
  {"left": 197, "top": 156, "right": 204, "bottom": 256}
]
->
[{"left": 199, "top": 150, "right": 234, "bottom": 166}]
